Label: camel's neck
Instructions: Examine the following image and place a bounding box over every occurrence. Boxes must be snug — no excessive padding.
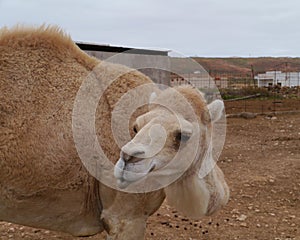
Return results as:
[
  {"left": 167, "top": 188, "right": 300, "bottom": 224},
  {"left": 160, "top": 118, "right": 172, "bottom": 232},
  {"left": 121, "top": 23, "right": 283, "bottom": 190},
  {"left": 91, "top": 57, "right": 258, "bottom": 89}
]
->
[
  {"left": 164, "top": 170, "right": 210, "bottom": 217},
  {"left": 164, "top": 126, "right": 213, "bottom": 217},
  {"left": 185, "top": 124, "right": 212, "bottom": 177}
]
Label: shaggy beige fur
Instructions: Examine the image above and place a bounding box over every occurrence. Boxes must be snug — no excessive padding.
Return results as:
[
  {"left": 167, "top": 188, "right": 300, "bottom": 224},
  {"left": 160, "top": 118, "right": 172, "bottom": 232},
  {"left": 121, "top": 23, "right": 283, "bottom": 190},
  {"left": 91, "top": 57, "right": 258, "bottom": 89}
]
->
[
  {"left": 0, "top": 26, "right": 229, "bottom": 239},
  {"left": 0, "top": 26, "right": 160, "bottom": 237}
]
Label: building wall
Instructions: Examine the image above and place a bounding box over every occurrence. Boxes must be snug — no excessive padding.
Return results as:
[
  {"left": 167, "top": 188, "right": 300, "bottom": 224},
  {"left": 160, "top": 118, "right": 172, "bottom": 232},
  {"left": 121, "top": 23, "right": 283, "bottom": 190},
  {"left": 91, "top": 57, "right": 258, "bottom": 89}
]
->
[
  {"left": 83, "top": 50, "right": 170, "bottom": 87},
  {"left": 256, "top": 71, "right": 300, "bottom": 87},
  {"left": 170, "top": 73, "right": 227, "bottom": 89}
]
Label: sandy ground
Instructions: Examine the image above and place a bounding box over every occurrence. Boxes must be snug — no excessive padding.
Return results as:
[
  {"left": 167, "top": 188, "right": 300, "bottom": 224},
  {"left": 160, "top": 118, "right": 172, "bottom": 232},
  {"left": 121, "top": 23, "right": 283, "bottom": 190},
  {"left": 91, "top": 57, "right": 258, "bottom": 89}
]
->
[{"left": 0, "top": 111, "right": 299, "bottom": 239}]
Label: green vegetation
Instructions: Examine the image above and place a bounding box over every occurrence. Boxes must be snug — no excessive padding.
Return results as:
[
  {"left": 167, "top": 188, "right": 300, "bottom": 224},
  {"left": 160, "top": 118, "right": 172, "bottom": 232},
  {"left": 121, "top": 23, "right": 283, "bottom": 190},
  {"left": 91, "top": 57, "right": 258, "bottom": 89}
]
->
[
  {"left": 219, "top": 86, "right": 300, "bottom": 100},
  {"left": 220, "top": 87, "right": 271, "bottom": 100}
]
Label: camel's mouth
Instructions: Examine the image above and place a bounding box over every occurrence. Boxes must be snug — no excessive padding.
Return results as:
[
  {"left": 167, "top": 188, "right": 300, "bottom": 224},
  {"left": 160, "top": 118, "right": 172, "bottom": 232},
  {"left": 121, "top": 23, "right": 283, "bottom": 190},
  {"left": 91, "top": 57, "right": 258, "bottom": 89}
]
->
[{"left": 114, "top": 158, "right": 156, "bottom": 189}]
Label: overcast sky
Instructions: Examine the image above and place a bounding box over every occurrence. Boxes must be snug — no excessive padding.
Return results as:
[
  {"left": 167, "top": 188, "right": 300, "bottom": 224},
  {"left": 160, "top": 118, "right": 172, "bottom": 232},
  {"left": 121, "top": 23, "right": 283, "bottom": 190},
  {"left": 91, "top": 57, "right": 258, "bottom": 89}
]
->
[{"left": 1, "top": 0, "right": 300, "bottom": 57}]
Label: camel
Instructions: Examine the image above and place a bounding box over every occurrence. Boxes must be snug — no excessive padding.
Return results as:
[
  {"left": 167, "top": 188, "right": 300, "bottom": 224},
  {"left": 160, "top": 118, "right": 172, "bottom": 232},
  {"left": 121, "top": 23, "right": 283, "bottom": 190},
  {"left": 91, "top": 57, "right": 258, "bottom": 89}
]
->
[{"left": 0, "top": 25, "right": 229, "bottom": 239}]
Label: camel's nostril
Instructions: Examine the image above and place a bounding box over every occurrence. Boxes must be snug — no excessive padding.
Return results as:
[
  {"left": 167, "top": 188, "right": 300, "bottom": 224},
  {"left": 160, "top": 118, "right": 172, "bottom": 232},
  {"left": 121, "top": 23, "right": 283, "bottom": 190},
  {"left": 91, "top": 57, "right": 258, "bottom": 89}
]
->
[{"left": 131, "top": 150, "right": 145, "bottom": 157}]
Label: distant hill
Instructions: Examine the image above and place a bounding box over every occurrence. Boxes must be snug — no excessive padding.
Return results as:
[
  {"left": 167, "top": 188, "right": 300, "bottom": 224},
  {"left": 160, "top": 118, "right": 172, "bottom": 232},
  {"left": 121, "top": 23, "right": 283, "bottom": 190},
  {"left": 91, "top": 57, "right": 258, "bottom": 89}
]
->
[{"left": 192, "top": 57, "right": 300, "bottom": 77}]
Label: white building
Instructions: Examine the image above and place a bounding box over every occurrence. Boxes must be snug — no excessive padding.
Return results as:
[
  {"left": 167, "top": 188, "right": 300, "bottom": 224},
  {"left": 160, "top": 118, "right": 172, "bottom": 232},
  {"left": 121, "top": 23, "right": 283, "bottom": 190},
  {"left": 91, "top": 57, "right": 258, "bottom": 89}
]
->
[{"left": 255, "top": 71, "right": 300, "bottom": 87}]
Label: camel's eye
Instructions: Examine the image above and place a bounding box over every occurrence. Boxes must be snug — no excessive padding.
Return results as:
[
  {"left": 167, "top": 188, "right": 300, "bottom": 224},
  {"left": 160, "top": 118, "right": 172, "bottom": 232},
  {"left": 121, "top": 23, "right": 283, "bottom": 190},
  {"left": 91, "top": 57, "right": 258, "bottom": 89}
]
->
[
  {"left": 175, "top": 131, "right": 191, "bottom": 142},
  {"left": 133, "top": 125, "right": 138, "bottom": 134}
]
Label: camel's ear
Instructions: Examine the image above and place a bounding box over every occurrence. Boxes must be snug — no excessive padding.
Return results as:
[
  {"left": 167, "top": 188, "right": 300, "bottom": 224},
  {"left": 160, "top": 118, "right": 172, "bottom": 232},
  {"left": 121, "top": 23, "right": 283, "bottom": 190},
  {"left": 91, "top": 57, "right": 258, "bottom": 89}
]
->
[
  {"left": 149, "top": 92, "right": 157, "bottom": 104},
  {"left": 207, "top": 100, "right": 224, "bottom": 123}
]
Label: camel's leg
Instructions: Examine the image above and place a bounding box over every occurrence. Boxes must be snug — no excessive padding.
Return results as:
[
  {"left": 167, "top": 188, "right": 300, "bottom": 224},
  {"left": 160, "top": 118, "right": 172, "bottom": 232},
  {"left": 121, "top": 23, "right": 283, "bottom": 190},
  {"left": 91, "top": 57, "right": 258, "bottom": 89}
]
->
[
  {"left": 103, "top": 216, "right": 147, "bottom": 240},
  {"left": 99, "top": 185, "right": 165, "bottom": 240}
]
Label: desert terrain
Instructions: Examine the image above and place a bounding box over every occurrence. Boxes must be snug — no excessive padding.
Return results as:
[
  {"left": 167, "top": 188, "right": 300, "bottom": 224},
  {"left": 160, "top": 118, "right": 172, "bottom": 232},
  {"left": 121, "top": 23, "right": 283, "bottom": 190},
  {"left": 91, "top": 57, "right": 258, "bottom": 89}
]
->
[{"left": 0, "top": 101, "right": 299, "bottom": 240}]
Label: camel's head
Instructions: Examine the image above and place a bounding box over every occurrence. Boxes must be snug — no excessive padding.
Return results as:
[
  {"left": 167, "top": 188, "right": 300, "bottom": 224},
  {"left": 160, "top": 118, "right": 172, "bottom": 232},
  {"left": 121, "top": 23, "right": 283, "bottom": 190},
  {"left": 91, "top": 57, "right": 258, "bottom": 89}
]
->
[{"left": 114, "top": 86, "right": 229, "bottom": 217}]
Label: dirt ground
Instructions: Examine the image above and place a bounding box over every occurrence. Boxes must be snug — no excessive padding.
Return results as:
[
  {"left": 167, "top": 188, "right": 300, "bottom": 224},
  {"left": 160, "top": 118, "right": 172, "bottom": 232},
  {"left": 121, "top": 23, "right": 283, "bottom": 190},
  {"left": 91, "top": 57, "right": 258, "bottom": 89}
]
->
[{"left": 1, "top": 105, "right": 299, "bottom": 239}]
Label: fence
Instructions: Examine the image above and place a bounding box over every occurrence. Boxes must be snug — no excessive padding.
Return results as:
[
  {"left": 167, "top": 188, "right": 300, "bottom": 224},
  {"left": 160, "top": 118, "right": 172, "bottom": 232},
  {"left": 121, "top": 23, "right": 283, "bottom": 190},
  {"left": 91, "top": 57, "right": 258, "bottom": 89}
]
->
[
  {"left": 224, "top": 97, "right": 300, "bottom": 115},
  {"left": 208, "top": 74, "right": 300, "bottom": 115}
]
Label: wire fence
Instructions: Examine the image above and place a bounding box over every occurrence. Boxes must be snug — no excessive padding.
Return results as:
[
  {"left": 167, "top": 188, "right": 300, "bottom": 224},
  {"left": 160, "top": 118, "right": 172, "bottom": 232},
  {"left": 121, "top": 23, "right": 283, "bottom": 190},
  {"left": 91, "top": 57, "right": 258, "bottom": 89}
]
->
[
  {"left": 170, "top": 72, "right": 300, "bottom": 115},
  {"left": 225, "top": 98, "right": 300, "bottom": 115},
  {"left": 211, "top": 76, "right": 300, "bottom": 115}
]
